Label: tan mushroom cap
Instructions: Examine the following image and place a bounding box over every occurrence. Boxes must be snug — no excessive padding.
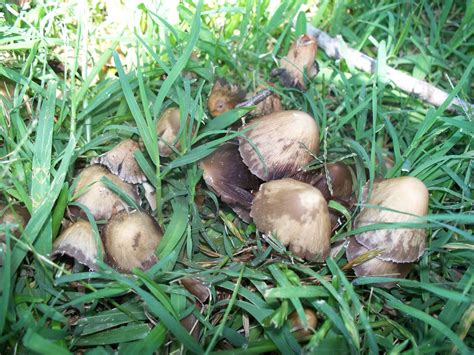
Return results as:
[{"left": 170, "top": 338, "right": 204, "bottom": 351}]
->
[
  {"left": 239, "top": 110, "right": 319, "bottom": 181},
  {"left": 289, "top": 308, "right": 318, "bottom": 337},
  {"left": 71, "top": 165, "right": 140, "bottom": 221},
  {"left": 103, "top": 210, "right": 163, "bottom": 273},
  {"left": 52, "top": 220, "right": 101, "bottom": 271},
  {"left": 354, "top": 176, "right": 429, "bottom": 263},
  {"left": 156, "top": 107, "right": 181, "bottom": 157},
  {"left": 346, "top": 237, "right": 413, "bottom": 288},
  {"left": 207, "top": 79, "right": 246, "bottom": 117},
  {"left": 251, "top": 85, "right": 282, "bottom": 117},
  {"left": 274, "top": 34, "right": 318, "bottom": 90},
  {"left": 250, "top": 179, "right": 331, "bottom": 261},
  {"left": 200, "top": 141, "right": 261, "bottom": 222},
  {"left": 0, "top": 203, "right": 30, "bottom": 242},
  {"left": 91, "top": 139, "right": 146, "bottom": 184}
]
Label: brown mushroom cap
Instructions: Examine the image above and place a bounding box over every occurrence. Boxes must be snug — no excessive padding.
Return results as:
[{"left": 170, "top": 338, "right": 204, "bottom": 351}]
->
[
  {"left": 200, "top": 141, "right": 261, "bottom": 222},
  {"left": 52, "top": 220, "right": 101, "bottom": 270},
  {"left": 0, "top": 203, "right": 30, "bottom": 242},
  {"left": 71, "top": 165, "right": 140, "bottom": 221},
  {"left": 346, "top": 237, "right": 413, "bottom": 288},
  {"left": 354, "top": 176, "right": 429, "bottom": 263},
  {"left": 251, "top": 85, "right": 282, "bottom": 117},
  {"left": 239, "top": 110, "right": 319, "bottom": 181},
  {"left": 103, "top": 210, "right": 163, "bottom": 272},
  {"left": 273, "top": 34, "right": 318, "bottom": 90},
  {"left": 156, "top": 107, "right": 181, "bottom": 157},
  {"left": 289, "top": 308, "right": 318, "bottom": 337},
  {"left": 250, "top": 178, "right": 331, "bottom": 261},
  {"left": 91, "top": 139, "right": 146, "bottom": 184},
  {"left": 207, "top": 79, "right": 246, "bottom": 117}
]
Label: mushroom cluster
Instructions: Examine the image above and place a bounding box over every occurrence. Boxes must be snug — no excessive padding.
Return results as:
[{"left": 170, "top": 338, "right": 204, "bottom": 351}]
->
[{"left": 52, "top": 138, "right": 163, "bottom": 273}]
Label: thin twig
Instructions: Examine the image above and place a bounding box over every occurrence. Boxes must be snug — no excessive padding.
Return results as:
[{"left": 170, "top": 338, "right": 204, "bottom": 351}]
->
[{"left": 236, "top": 89, "right": 272, "bottom": 108}]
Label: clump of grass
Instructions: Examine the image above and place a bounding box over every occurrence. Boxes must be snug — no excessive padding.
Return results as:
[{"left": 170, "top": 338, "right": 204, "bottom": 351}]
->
[{"left": 0, "top": 0, "right": 472, "bottom": 354}]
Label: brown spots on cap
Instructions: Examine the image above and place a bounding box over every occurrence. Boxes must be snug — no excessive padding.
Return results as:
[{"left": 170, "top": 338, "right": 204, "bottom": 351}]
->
[
  {"left": 92, "top": 139, "right": 146, "bottom": 184},
  {"left": 156, "top": 107, "right": 183, "bottom": 157},
  {"left": 70, "top": 165, "right": 140, "bottom": 222},
  {"left": 103, "top": 210, "right": 163, "bottom": 273},
  {"left": 208, "top": 78, "right": 246, "bottom": 117},
  {"left": 250, "top": 178, "right": 331, "bottom": 262},
  {"left": 52, "top": 220, "right": 101, "bottom": 271},
  {"left": 354, "top": 176, "right": 429, "bottom": 263},
  {"left": 238, "top": 110, "right": 319, "bottom": 181}
]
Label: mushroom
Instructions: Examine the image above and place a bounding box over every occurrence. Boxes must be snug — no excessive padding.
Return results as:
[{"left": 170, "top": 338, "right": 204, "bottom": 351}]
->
[
  {"left": 103, "top": 210, "right": 163, "bottom": 272},
  {"left": 250, "top": 178, "right": 331, "bottom": 261},
  {"left": 250, "top": 85, "right": 282, "bottom": 117},
  {"left": 353, "top": 176, "right": 429, "bottom": 263},
  {"left": 200, "top": 141, "right": 261, "bottom": 222},
  {"left": 0, "top": 202, "right": 30, "bottom": 242},
  {"left": 52, "top": 220, "right": 102, "bottom": 271},
  {"left": 91, "top": 139, "right": 146, "bottom": 184},
  {"left": 271, "top": 34, "right": 318, "bottom": 90},
  {"left": 156, "top": 107, "right": 182, "bottom": 157},
  {"left": 207, "top": 78, "right": 246, "bottom": 117},
  {"left": 70, "top": 165, "right": 140, "bottom": 221},
  {"left": 289, "top": 308, "right": 318, "bottom": 337},
  {"left": 345, "top": 237, "right": 413, "bottom": 286},
  {"left": 238, "top": 110, "right": 319, "bottom": 181}
]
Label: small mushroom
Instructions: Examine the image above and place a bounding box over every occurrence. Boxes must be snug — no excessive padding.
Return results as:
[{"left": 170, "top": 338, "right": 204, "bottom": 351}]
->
[
  {"left": 200, "top": 141, "right": 261, "bottom": 222},
  {"left": 250, "top": 179, "right": 331, "bottom": 261},
  {"left": 251, "top": 85, "right": 282, "bottom": 117},
  {"left": 91, "top": 139, "right": 146, "bottom": 184},
  {"left": 289, "top": 308, "right": 318, "bottom": 337},
  {"left": 207, "top": 78, "right": 246, "bottom": 117},
  {"left": 271, "top": 34, "right": 318, "bottom": 90},
  {"left": 239, "top": 110, "right": 319, "bottom": 181},
  {"left": 346, "top": 237, "right": 413, "bottom": 288},
  {"left": 354, "top": 176, "right": 429, "bottom": 263},
  {"left": 156, "top": 107, "right": 181, "bottom": 157},
  {"left": 70, "top": 165, "right": 140, "bottom": 221},
  {"left": 0, "top": 202, "right": 30, "bottom": 242},
  {"left": 52, "top": 220, "right": 102, "bottom": 271},
  {"left": 103, "top": 210, "right": 163, "bottom": 272}
]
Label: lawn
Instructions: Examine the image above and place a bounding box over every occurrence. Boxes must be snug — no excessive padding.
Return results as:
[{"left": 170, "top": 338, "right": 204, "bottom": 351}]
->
[{"left": 0, "top": 0, "right": 472, "bottom": 354}]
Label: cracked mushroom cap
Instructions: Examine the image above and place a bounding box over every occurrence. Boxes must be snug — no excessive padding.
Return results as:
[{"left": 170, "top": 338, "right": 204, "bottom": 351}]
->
[
  {"left": 346, "top": 237, "right": 413, "bottom": 288},
  {"left": 71, "top": 165, "right": 140, "bottom": 221},
  {"left": 52, "top": 220, "right": 102, "bottom": 271},
  {"left": 156, "top": 107, "right": 181, "bottom": 157},
  {"left": 92, "top": 139, "right": 146, "bottom": 184},
  {"left": 239, "top": 110, "right": 319, "bottom": 181},
  {"left": 0, "top": 203, "right": 30, "bottom": 242},
  {"left": 207, "top": 79, "right": 246, "bottom": 117},
  {"left": 103, "top": 210, "right": 163, "bottom": 273},
  {"left": 273, "top": 34, "right": 318, "bottom": 90},
  {"left": 200, "top": 141, "right": 261, "bottom": 222},
  {"left": 250, "top": 179, "right": 331, "bottom": 261},
  {"left": 354, "top": 176, "right": 429, "bottom": 263}
]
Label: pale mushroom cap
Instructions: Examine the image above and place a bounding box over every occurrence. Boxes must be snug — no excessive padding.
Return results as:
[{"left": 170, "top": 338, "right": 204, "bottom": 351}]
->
[
  {"left": 0, "top": 203, "right": 30, "bottom": 242},
  {"left": 354, "top": 176, "right": 429, "bottom": 263},
  {"left": 52, "top": 220, "right": 101, "bottom": 271},
  {"left": 250, "top": 178, "right": 331, "bottom": 261},
  {"left": 91, "top": 139, "right": 146, "bottom": 184},
  {"left": 346, "top": 237, "right": 413, "bottom": 288},
  {"left": 103, "top": 210, "right": 163, "bottom": 272},
  {"left": 200, "top": 141, "right": 261, "bottom": 222},
  {"left": 72, "top": 165, "right": 140, "bottom": 221},
  {"left": 156, "top": 107, "right": 181, "bottom": 157},
  {"left": 239, "top": 110, "right": 319, "bottom": 181}
]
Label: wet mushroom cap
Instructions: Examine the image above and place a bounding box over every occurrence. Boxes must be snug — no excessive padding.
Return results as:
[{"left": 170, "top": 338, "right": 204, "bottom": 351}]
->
[
  {"left": 200, "top": 141, "right": 261, "bottom": 222},
  {"left": 52, "top": 220, "right": 101, "bottom": 271},
  {"left": 0, "top": 203, "right": 30, "bottom": 242},
  {"left": 91, "top": 139, "right": 146, "bottom": 184},
  {"left": 103, "top": 210, "right": 163, "bottom": 273},
  {"left": 239, "top": 110, "right": 319, "bottom": 181},
  {"left": 289, "top": 308, "right": 318, "bottom": 337},
  {"left": 156, "top": 107, "right": 181, "bottom": 157},
  {"left": 346, "top": 237, "right": 413, "bottom": 288},
  {"left": 354, "top": 176, "right": 429, "bottom": 263},
  {"left": 250, "top": 178, "right": 331, "bottom": 261},
  {"left": 71, "top": 165, "right": 140, "bottom": 221},
  {"left": 207, "top": 79, "right": 246, "bottom": 117}
]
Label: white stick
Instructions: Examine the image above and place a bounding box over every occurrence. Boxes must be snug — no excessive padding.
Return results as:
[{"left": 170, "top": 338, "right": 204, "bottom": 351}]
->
[{"left": 306, "top": 25, "right": 473, "bottom": 112}]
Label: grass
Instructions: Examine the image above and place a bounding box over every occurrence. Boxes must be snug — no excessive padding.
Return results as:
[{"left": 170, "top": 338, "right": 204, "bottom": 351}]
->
[{"left": 0, "top": 0, "right": 473, "bottom": 353}]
